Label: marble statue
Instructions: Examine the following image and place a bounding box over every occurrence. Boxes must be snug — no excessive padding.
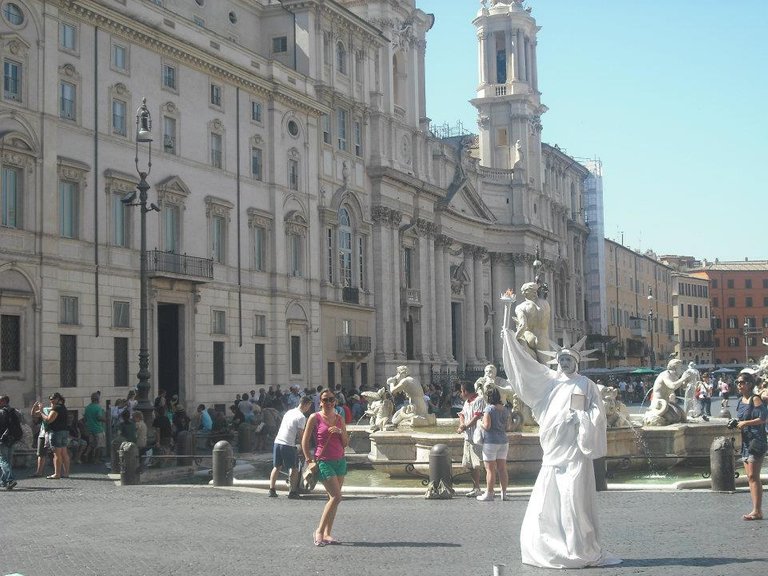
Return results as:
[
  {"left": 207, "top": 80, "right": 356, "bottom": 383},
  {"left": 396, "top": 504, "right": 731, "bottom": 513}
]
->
[
  {"left": 501, "top": 330, "right": 621, "bottom": 568},
  {"left": 361, "top": 386, "right": 394, "bottom": 432},
  {"left": 599, "top": 386, "right": 632, "bottom": 428},
  {"left": 642, "top": 359, "right": 699, "bottom": 426},
  {"left": 515, "top": 282, "right": 551, "bottom": 363},
  {"left": 389, "top": 365, "right": 432, "bottom": 428},
  {"left": 474, "top": 364, "right": 515, "bottom": 405}
]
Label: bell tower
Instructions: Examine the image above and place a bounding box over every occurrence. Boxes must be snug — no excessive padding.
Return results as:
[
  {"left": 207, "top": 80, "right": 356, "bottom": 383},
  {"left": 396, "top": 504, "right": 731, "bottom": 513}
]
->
[{"left": 471, "top": 0, "right": 545, "bottom": 181}]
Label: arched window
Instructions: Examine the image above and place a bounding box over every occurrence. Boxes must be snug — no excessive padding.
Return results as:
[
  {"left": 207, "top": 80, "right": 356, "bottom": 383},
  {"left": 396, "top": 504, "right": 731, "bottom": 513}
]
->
[
  {"left": 336, "top": 41, "right": 347, "bottom": 75},
  {"left": 338, "top": 207, "right": 352, "bottom": 287}
]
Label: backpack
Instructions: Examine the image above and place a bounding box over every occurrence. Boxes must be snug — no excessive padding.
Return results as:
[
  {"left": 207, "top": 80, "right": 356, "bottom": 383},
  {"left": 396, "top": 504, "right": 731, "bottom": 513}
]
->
[{"left": 2, "top": 407, "right": 23, "bottom": 444}]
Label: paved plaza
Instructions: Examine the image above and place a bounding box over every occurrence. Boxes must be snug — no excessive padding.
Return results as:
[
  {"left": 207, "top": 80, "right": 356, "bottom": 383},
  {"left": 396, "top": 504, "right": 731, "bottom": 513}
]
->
[{"left": 1, "top": 463, "right": 766, "bottom": 576}]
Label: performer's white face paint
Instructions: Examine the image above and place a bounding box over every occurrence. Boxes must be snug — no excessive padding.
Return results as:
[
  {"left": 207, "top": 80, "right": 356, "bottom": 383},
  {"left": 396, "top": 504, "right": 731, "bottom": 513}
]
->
[{"left": 558, "top": 355, "right": 577, "bottom": 375}]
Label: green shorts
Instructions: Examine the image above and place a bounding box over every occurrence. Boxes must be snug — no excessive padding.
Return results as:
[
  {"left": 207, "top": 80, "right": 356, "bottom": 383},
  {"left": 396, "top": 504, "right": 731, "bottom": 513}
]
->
[{"left": 317, "top": 458, "right": 347, "bottom": 481}]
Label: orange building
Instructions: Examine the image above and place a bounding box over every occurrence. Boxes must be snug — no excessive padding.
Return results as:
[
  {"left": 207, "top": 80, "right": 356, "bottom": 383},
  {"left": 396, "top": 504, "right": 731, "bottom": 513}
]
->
[{"left": 690, "top": 261, "right": 768, "bottom": 366}]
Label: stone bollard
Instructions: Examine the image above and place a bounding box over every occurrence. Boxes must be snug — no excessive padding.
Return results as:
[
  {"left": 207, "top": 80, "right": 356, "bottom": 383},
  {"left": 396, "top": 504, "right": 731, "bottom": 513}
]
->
[
  {"left": 710, "top": 436, "right": 735, "bottom": 492},
  {"left": 110, "top": 438, "right": 122, "bottom": 472},
  {"left": 212, "top": 440, "right": 234, "bottom": 486},
  {"left": 492, "top": 564, "right": 506, "bottom": 576},
  {"left": 176, "top": 430, "right": 194, "bottom": 466},
  {"left": 593, "top": 457, "right": 607, "bottom": 491},
  {"left": 237, "top": 423, "right": 253, "bottom": 453},
  {"left": 426, "top": 443, "right": 453, "bottom": 499},
  {"left": 119, "top": 442, "right": 140, "bottom": 485}
]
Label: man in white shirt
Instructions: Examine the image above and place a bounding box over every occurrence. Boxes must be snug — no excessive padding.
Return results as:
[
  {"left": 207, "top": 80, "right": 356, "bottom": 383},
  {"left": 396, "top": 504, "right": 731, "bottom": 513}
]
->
[{"left": 268, "top": 396, "right": 313, "bottom": 498}]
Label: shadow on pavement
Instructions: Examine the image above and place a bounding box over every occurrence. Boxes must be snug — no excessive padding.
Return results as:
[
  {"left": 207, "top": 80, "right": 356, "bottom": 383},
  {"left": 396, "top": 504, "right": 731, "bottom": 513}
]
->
[
  {"left": 343, "top": 541, "right": 461, "bottom": 548},
  {"left": 619, "top": 557, "right": 760, "bottom": 568}
]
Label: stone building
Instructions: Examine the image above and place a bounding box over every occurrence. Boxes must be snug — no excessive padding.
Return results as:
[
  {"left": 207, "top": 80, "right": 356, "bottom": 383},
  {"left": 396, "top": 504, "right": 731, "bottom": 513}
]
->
[
  {"left": 0, "top": 0, "right": 588, "bottom": 412},
  {"left": 671, "top": 273, "right": 713, "bottom": 365}
]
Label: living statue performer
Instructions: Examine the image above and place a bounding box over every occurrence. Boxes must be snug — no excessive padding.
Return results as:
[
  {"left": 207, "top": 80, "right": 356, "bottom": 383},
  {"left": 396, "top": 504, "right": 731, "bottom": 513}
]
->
[{"left": 501, "top": 329, "right": 621, "bottom": 568}]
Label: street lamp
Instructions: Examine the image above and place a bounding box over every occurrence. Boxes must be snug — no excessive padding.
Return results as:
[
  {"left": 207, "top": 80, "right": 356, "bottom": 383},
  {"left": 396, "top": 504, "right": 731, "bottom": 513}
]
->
[
  {"left": 123, "top": 98, "right": 160, "bottom": 424},
  {"left": 647, "top": 288, "right": 655, "bottom": 368},
  {"left": 743, "top": 320, "right": 750, "bottom": 365}
]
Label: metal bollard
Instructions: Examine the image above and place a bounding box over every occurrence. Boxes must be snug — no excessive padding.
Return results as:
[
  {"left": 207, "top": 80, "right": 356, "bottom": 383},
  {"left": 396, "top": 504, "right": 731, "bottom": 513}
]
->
[
  {"left": 493, "top": 564, "right": 506, "bottom": 576},
  {"left": 237, "top": 423, "right": 253, "bottom": 453},
  {"left": 710, "top": 436, "right": 735, "bottom": 492},
  {"left": 110, "top": 438, "right": 122, "bottom": 472},
  {"left": 429, "top": 444, "right": 452, "bottom": 490},
  {"left": 119, "top": 442, "right": 140, "bottom": 485},
  {"left": 593, "top": 456, "right": 607, "bottom": 491},
  {"left": 212, "top": 440, "right": 234, "bottom": 486},
  {"left": 176, "top": 430, "right": 194, "bottom": 466}
]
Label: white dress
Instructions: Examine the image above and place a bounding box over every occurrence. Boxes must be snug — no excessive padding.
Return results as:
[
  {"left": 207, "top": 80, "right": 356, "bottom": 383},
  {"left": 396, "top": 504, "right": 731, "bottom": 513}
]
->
[{"left": 501, "top": 329, "right": 621, "bottom": 568}]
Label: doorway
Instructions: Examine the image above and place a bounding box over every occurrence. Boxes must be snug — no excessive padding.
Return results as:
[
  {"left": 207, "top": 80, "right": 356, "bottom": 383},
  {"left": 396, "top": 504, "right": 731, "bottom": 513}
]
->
[{"left": 157, "top": 303, "right": 182, "bottom": 399}]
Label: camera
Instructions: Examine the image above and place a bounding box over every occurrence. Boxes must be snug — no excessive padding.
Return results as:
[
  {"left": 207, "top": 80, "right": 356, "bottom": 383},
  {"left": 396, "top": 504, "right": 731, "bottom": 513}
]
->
[{"left": 726, "top": 418, "right": 739, "bottom": 430}]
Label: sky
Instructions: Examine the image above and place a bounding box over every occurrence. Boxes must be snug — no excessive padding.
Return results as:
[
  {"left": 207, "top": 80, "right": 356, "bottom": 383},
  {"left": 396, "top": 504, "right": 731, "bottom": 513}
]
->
[{"left": 418, "top": 0, "right": 768, "bottom": 262}]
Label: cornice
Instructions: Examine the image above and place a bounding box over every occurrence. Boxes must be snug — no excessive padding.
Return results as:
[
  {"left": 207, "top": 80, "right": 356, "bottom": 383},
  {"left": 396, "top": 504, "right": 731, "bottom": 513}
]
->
[{"left": 58, "top": 0, "right": 324, "bottom": 116}]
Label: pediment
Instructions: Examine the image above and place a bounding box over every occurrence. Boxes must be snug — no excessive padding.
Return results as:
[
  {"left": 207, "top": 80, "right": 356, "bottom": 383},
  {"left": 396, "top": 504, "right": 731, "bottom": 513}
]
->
[
  {"left": 438, "top": 175, "right": 495, "bottom": 223},
  {"left": 155, "top": 175, "right": 191, "bottom": 198}
]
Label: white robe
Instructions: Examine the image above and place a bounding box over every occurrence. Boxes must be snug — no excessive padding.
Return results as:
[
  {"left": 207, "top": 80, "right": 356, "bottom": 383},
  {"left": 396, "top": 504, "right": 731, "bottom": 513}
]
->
[{"left": 502, "top": 330, "right": 621, "bottom": 569}]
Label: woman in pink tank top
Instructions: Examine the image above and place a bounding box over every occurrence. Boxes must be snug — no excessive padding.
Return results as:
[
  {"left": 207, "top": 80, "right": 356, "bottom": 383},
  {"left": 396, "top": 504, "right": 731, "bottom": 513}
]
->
[{"left": 302, "top": 388, "right": 348, "bottom": 546}]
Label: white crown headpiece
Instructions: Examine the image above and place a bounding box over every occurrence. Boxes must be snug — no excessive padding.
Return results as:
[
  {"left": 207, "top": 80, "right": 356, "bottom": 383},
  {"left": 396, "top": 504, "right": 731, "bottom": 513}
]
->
[{"left": 540, "top": 336, "right": 599, "bottom": 366}]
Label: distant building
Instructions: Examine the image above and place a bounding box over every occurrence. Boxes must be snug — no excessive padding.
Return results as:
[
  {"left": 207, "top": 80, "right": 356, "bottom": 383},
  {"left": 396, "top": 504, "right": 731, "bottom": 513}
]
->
[
  {"left": 671, "top": 273, "right": 713, "bottom": 365},
  {"left": 689, "top": 261, "right": 768, "bottom": 365}
]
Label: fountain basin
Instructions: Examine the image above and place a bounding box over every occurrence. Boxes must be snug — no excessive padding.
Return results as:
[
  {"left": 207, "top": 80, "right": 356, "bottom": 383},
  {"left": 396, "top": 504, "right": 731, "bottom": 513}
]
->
[{"left": 352, "top": 419, "right": 732, "bottom": 478}]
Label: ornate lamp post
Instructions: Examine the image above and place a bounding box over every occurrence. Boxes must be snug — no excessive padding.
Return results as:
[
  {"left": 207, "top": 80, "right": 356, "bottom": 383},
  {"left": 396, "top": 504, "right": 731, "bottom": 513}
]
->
[
  {"left": 122, "top": 98, "right": 160, "bottom": 423},
  {"left": 743, "top": 320, "right": 750, "bottom": 365},
  {"left": 647, "top": 288, "right": 655, "bottom": 368}
]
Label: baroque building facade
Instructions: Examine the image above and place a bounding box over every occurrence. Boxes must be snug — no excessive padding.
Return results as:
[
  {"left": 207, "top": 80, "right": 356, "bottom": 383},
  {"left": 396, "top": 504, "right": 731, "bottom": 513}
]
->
[{"left": 0, "top": 0, "right": 588, "bottom": 412}]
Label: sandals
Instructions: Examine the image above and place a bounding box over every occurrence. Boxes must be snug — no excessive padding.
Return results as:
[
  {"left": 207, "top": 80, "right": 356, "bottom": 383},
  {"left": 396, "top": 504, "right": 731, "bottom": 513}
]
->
[
  {"left": 742, "top": 513, "right": 763, "bottom": 521},
  {"left": 46, "top": 475, "right": 60, "bottom": 480},
  {"left": 313, "top": 533, "right": 326, "bottom": 547},
  {"left": 323, "top": 537, "right": 341, "bottom": 545}
]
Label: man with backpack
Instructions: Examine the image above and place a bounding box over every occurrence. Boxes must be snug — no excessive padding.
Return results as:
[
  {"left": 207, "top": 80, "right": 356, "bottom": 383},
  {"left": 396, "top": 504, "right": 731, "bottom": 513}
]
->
[{"left": 0, "top": 395, "right": 23, "bottom": 490}]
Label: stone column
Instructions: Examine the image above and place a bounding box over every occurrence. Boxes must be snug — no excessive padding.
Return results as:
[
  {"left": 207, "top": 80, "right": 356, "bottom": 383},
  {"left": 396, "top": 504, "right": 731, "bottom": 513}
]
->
[
  {"left": 434, "top": 235, "right": 447, "bottom": 363},
  {"left": 390, "top": 209, "right": 403, "bottom": 358},
  {"left": 463, "top": 245, "right": 477, "bottom": 368},
  {"left": 508, "top": 29, "right": 517, "bottom": 81},
  {"left": 372, "top": 206, "right": 395, "bottom": 379},
  {"left": 531, "top": 39, "right": 539, "bottom": 91},
  {"left": 474, "top": 248, "right": 486, "bottom": 365},
  {"left": 490, "top": 253, "right": 506, "bottom": 364},
  {"left": 418, "top": 220, "right": 438, "bottom": 362},
  {"left": 516, "top": 30, "right": 523, "bottom": 82}
]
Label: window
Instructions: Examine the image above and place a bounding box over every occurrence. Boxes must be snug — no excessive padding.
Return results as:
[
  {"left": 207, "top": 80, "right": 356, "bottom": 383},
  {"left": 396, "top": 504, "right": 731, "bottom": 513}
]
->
[
  {"left": 336, "top": 41, "right": 347, "bottom": 74},
  {"left": 60, "top": 296, "right": 79, "bottom": 325},
  {"left": 339, "top": 207, "right": 352, "bottom": 287},
  {"left": 253, "top": 225, "right": 265, "bottom": 271},
  {"left": 403, "top": 247, "right": 413, "bottom": 288},
  {"left": 321, "top": 114, "right": 330, "bottom": 145},
  {"left": 254, "top": 343, "right": 265, "bottom": 385},
  {"left": 358, "top": 236, "right": 365, "bottom": 290},
  {"left": 0, "top": 314, "right": 21, "bottom": 372},
  {"left": 727, "top": 279, "right": 734, "bottom": 289},
  {"left": 113, "top": 337, "right": 129, "bottom": 387},
  {"left": 210, "top": 132, "right": 222, "bottom": 168},
  {"left": 254, "top": 314, "right": 266, "bottom": 337},
  {"left": 59, "top": 181, "right": 78, "bottom": 238},
  {"left": 251, "top": 100, "right": 262, "bottom": 122},
  {"left": 193, "top": 15, "right": 205, "bottom": 27},
  {"left": 726, "top": 317, "right": 737, "bottom": 329},
  {"left": 272, "top": 36, "right": 287, "bottom": 53},
  {"left": 60, "top": 334, "right": 77, "bottom": 388},
  {"left": 746, "top": 317, "right": 756, "bottom": 328},
  {"left": 745, "top": 279, "right": 752, "bottom": 289},
  {"left": 327, "top": 362, "right": 335, "bottom": 388},
  {"left": 162, "top": 63, "right": 177, "bottom": 91},
  {"left": 213, "top": 341, "right": 225, "bottom": 385},
  {"left": 60, "top": 22, "right": 76, "bottom": 51},
  {"left": 113, "top": 301, "right": 130, "bottom": 328},
  {"left": 337, "top": 108, "right": 347, "bottom": 151},
  {"left": 60, "top": 81, "right": 76, "bottom": 120},
  {"left": 342, "top": 319, "right": 352, "bottom": 335},
  {"left": 211, "top": 215, "right": 226, "bottom": 263},
  {"left": 291, "top": 335, "right": 301, "bottom": 375},
  {"left": 251, "top": 147, "right": 262, "bottom": 180},
  {"left": 287, "top": 120, "right": 299, "bottom": 137},
  {"left": 727, "top": 297, "right": 735, "bottom": 307},
  {"left": 112, "top": 99, "right": 127, "bottom": 136},
  {"left": 746, "top": 296, "right": 753, "bottom": 307},
  {"left": 763, "top": 317, "right": 768, "bottom": 329},
  {"left": 289, "top": 233, "right": 303, "bottom": 276},
  {"left": 763, "top": 279, "right": 768, "bottom": 289},
  {"left": 712, "top": 297, "right": 719, "bottom": 308},
  {"left": 354, "top": 120, "right": 362, "bottom": 156},
  {"left": 112, "top": 43, "right": 127, "bottom": 72},
  {"left": 728, "top": 336, "right": 739, "bottom": 347},
  {"left": 2, "top": 3, "right": 23, "bottom": 26},
  {"left": 163, "top": 204, "right": 180, "bottom": 252},
  {"left": 210, "top": 83, "right": 222, "bottom": 106},
  {"left": 163, "top": 116, "right": 177, "bottom": 154},
  {"left": 212, "top": 310, "right": 226, "bottom": 334},
  {"left": 288, "top": 158, "right": 299, "bottom": 190},
  {"left": 112, "top": 192, "right": 129, "bottom": 245},
  {"left": 2, "top": 166, "right": 21, "bottom": 228},
  {"left": 3, "top": 60, "right": 21, "bottom": 101},
  {"left": 712, "top": 279, "right": 718, "bottom": 289}
]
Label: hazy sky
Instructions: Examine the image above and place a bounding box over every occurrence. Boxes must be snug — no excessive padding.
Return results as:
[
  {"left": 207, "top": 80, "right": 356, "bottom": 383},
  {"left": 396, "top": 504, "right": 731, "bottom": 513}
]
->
[{"left": 418, "top": 0, "right": 768, "bottom": 262}]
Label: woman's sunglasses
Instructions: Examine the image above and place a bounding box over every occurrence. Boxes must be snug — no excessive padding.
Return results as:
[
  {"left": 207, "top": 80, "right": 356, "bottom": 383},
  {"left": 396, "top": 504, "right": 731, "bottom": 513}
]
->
[{"left": 321, "top": 397, "right": 336, "bottom": 403}]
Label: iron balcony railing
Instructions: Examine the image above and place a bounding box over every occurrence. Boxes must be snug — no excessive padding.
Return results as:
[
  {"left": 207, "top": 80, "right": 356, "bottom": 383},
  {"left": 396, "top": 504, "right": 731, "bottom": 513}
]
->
[
  {"left": 145, "top": 250, "right": 214, "bottom": 280},
  {"left": 337, "top": 335, "right": 371, "bottom": 355}
]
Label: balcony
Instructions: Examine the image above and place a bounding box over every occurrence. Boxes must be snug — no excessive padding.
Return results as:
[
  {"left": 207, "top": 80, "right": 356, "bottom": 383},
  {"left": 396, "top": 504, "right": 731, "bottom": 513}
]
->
[
  {"left": 629, "top": 317, "right": 649, "bottom": 338},
  {"left": 337, "top": 335, "right": 371, "bottom": 356},
  {"left": 681, "top": 340, "right": 714, "bottom": 350},
  {"left": 402, "top": 287, "right": 421, "bottom": 306},
  {"left": 342, "top": 286, "right": 359, "bottom": 304},
  {"left": 145, "top": 250, "right": 214, "bottom": 282}
]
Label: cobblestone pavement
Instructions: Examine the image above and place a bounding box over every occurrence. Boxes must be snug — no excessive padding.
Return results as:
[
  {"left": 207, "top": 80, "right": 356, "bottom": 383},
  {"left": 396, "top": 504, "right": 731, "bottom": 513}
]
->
[{"left": 1, "top": 465, "right": 766, "bottom": 576}]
